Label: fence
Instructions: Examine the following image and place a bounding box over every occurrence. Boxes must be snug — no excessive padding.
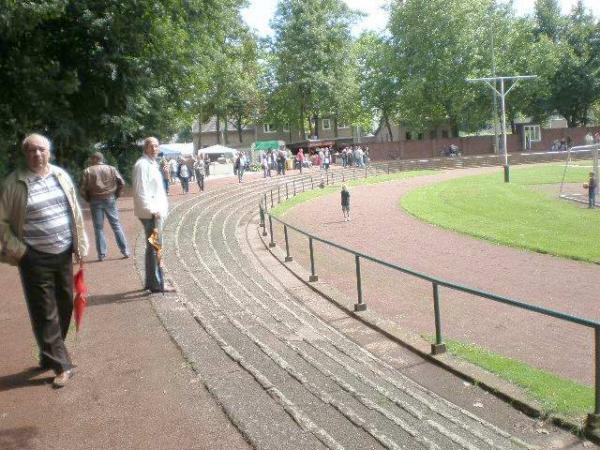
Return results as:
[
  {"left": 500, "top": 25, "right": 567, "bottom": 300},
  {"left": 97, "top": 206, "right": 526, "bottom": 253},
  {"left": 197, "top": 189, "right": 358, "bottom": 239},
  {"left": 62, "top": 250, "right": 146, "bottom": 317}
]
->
[{"left": 258, "top": 160, "right": 600, "bottom": 426}]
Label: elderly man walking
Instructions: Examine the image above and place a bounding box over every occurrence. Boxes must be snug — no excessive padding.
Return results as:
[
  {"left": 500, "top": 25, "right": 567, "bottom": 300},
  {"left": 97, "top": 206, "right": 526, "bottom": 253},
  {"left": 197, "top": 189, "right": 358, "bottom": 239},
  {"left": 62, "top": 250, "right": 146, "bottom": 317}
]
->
[
  {"left": 132, "top": 137, "right": 174, "bottom": 293},
  {"left": 80, "top": 152, "right": 129, "bottom": 261},
  {"left": 0, "top": 133, "right": 88, "bottom": 387}
]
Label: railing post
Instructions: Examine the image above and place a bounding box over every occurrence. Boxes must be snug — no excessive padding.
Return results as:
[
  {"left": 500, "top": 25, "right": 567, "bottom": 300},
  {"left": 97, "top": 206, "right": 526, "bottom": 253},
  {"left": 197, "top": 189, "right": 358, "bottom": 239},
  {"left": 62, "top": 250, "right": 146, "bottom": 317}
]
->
[
  {"left": 364, "top": 166, "right": 368, "bottom": 178},
  {"left": 342, "top": 171, "right": 345, "bottom": 182},
  {"left": 354, "top": 255, "right": 367, "bottom": 312},
  {"left": 326, "top": 171, "right": 329, "bottom": 185},
  {"left": 586, "top": 326, "right": 600, "bottom": 436},
  {"left": 311, "top": 176, "right": 314, "bottom": 190},
  {"left": 278, "top": 185, "right": 281, "bottom": 203},
  {"left": 431, "top": 283, "right": 447, "bottom": 355},
  {"left": 293, "top": 180, "right": 296, "bottom": 196},
  {"left": 259, "top": 203, "right": 265, "bottom": 228},
  {"left": 387, "top": 164, "right": 390, "bottom": 174},
  {"left": 284, "top": 225, "right": 293, "bottom": 262},
  {"left": 286, "top": 183, "right": 289, "bottom": 199},
  {"left": 268, "top": 216, "right": 276, "bottom": 248},
  {"left": 302, "top": 179, "right": 305, "bottom": 192},
  {"left": 308, "top": 237, "right": 318, "bottom": 282},
  {"left": 270, "top": 189, "right": 274, "bottom": 208}
]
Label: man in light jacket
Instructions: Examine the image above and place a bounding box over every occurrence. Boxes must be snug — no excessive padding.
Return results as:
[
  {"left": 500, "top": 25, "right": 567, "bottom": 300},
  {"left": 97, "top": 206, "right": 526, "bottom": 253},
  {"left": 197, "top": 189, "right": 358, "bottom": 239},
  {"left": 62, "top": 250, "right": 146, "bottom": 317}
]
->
[
  {"left": 0, "top": 133, "right": 88, "bottom": 387},
  {"left": 132, "top": 137, "right": 173, "bottom": 293}
]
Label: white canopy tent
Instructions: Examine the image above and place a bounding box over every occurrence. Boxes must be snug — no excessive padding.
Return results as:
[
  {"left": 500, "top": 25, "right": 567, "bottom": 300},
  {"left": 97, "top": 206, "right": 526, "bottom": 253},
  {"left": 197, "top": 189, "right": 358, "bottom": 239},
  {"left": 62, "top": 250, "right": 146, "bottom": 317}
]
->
[
  {"left": 159, "top": 142, "right": 194, "bottom": 158},
  {"left": 200, "top": 144, "right": 237, "bottom": 157}
]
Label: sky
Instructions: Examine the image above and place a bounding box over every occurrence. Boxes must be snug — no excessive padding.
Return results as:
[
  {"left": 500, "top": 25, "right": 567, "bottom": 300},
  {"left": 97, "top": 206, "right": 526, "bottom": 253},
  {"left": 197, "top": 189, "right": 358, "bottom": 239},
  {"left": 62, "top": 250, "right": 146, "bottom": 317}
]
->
[{"left": 241, "top": 0, "right": 600, "bottom": 38}]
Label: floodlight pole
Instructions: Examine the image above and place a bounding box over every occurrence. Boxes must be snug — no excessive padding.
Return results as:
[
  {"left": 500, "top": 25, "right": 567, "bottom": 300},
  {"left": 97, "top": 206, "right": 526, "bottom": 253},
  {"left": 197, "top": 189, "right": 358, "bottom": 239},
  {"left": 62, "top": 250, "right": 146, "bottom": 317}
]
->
[{"left": 467, "top": 75, "right": 537, "bottom": 182}]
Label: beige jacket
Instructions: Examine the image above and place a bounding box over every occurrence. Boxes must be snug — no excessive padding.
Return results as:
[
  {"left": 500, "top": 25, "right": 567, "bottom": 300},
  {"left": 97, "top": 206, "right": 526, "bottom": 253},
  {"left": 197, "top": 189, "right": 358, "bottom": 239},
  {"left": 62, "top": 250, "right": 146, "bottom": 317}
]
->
[{"left": 0, "top": 165, "right": 89, "bottom": 266}]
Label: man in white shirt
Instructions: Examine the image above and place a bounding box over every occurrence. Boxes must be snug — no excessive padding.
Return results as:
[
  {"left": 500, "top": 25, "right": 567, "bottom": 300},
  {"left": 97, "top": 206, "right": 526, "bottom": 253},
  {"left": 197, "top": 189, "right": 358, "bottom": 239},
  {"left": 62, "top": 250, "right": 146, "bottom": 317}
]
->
[{"left": 132, "top": 137, "right": 173, "bottom": 293}]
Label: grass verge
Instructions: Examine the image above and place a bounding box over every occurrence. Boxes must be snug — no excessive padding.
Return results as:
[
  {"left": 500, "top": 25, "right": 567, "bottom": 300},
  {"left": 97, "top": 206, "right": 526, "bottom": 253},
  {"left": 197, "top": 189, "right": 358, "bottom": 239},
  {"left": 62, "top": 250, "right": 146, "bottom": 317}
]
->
[
  {"left": 429, "top": 338, "right": 594, "bottom": 418},
  {"left": 401, "top": 164, "right": 600, "bottom": 263},
  {"left": 271, "top": 169, "right": 436, "bottom": 217}
]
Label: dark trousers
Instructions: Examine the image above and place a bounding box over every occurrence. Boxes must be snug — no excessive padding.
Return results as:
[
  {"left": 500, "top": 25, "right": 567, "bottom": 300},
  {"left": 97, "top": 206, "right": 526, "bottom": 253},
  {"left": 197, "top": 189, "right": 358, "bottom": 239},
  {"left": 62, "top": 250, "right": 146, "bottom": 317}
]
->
[
  {"left": 18, "top": 246, "right": 74, "bottom": 374},
  {"left": 195, "top": 172, "right": 204, "bottom": 191}
]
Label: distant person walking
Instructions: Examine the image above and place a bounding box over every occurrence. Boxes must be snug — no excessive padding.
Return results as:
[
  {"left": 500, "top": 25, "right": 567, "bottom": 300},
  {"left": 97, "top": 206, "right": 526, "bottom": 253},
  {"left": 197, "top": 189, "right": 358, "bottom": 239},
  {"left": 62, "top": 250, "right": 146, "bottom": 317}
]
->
[
  {"left": 296, "top": 148, "right": 305, "bottom": 174},
  {"left": 194, "top": 156, "right": 205, "bottom": 192},
  {"left": 0, "top": 133, "right": 89, "bottom": 387},
  {"left": 177, "top": 157, "right": 190, "bottom": 194},
  {"left": 341, "top": 184, "right": 351, "bottom": 221},
  {"left": 132, "top": 137, "right": 174, "bottom": 293},
  {"left": 80, "top": 151, "right": 129, "bottom": 261},
  {"left": 585, "top": 171, "right": 597, "bottom": 209}
]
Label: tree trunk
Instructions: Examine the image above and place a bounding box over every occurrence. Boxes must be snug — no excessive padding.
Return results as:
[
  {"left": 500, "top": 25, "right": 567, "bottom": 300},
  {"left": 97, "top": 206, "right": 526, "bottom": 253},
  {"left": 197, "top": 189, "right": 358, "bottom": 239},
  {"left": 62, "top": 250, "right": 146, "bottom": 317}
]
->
[
  {"left": 224, "top": 115, "right": 229, "bottom": 145},
  {"left": 197, "top": 114, "right": 203, "bottom": 153},
  {"left": 334, "top": 117, "right": 338, "bottom": 138},
  {"left": 236, "top": 115, "right": 243, "bottom": 143},
  {"left": 313, "top": 114, "right": 319, "bottom": 139},
  {"left": 215, "top": 114, "right": 221, "bottom": 144},
  {"left": 300, "top": 102, "right": 306, "bottom": 139},
  {"left": 385, "top": 116, "right": 394, "bottom": 142}
]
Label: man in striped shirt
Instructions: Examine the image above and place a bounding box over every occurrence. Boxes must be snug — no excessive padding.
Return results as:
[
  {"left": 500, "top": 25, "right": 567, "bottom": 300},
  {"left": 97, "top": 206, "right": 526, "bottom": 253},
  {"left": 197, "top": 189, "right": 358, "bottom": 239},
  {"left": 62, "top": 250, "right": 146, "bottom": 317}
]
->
[{"left": 0, "top": 134, "right": 88, "bottom": 388}]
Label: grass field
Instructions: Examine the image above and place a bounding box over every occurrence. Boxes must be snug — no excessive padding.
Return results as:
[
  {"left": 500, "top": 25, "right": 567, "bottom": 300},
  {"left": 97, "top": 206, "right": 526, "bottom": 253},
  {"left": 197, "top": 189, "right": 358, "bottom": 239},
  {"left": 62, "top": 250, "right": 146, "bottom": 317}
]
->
[{"left": 401, "top": 164, "right": 600, "bottom": 263}]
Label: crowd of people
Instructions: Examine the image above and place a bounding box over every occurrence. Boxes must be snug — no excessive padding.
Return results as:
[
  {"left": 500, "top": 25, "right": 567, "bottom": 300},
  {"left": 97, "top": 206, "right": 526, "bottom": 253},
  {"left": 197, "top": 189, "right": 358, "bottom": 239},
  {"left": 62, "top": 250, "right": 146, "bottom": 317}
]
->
[{"left": 159, "top": 153, "right": 211, "bottom": 195}]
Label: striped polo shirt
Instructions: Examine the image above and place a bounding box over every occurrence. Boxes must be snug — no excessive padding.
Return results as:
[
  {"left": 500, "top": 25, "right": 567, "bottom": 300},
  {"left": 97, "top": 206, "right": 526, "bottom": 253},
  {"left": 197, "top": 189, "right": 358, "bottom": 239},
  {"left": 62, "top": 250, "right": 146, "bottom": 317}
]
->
[{"left": 23, "top": 172, "right": 73, "bottom": 254}]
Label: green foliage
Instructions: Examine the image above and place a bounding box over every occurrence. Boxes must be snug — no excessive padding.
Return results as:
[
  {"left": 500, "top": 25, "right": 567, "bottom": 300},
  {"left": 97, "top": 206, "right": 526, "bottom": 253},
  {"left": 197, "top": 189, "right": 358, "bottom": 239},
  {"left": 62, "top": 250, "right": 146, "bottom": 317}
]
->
[
  {"left": 0, "top": 0, "right": 250, "bottom": 179},
  {"left": 547, "top": 4, "right": 600, "bottom": 126},
  {"left": 401, "top": 164, "right": 600, "bottom": 263},
  {"left": 268, "top": 0, "right": 364, "bottom": 137}
]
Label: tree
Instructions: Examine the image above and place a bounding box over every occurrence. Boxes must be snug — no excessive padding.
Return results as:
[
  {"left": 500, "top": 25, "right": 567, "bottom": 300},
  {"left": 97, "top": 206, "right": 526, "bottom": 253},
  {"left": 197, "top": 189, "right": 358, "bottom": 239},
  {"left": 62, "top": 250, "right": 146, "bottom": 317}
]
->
[
  {"left": 356, "top": 32, "right": 399, "bottom": 140},
  {"left": 0, "top": 0, "right": 249, "bottom": 177},
  {"left": 388, "top": 0, "right": 494, "bottom": 135},
  {"left": 534, "top": 0, "right": 564, "bottom": 42},
  {"left": 538, "top": 1, "right": 600, "bottom": 126},
  {"left": 270, "top": 0, "right": 360, "bottom": 138}
]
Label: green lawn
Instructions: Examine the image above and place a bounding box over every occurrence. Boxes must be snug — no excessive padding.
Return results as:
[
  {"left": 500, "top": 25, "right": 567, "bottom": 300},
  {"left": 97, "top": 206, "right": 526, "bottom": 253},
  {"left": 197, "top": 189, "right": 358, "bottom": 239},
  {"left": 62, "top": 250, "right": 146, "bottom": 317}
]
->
[
  {"left": 401, "top": 164, "right": 600, "bottom": 263},
  {"left": 439, "top": 339, "right": 593, "bottom": 418},
  {"left": 271, "top": 170, "right": 436, "bottom": 217}
]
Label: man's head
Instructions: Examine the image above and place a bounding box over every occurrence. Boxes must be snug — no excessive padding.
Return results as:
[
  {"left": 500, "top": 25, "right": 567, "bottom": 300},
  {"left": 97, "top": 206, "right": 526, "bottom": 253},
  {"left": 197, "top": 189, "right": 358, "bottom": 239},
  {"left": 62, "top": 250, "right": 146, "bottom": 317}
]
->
[
  {"left": 22, "top": 133, "right": 51, "bottom": 175},
  {"left": 91, "top": 151, "right": 104, "bottom": 165},
  {"left": 143, "top": 137, "right": 160, "bottom": 160}
]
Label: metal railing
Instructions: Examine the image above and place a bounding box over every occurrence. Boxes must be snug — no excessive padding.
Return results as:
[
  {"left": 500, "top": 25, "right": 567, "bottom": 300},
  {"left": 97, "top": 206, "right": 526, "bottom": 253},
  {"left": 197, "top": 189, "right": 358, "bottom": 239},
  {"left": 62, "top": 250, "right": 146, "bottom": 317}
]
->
[{"left": 257, "top": 163, "right": 600, "bottom": 423}]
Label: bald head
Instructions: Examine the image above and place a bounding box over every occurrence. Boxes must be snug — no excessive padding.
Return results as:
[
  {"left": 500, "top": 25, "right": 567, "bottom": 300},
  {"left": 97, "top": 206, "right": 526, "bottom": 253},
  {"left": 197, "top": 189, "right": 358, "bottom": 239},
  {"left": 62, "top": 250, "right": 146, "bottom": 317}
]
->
[
  {"left": 143, "top": 137, "right": 159, "bottom": 160},
  {"left": 22, "top": 133, "right": 51, "bottom": 175}
]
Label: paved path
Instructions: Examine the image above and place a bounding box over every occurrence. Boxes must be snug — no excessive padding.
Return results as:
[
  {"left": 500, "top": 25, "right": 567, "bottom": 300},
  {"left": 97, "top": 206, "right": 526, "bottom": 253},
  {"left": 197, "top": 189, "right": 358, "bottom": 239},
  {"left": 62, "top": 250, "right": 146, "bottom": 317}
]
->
[
  {"left": 0, "top": 175, "right": 250, "bottom": 450},
  {"left": 155, "top": 168, "right": 593, "bottom": 449}
]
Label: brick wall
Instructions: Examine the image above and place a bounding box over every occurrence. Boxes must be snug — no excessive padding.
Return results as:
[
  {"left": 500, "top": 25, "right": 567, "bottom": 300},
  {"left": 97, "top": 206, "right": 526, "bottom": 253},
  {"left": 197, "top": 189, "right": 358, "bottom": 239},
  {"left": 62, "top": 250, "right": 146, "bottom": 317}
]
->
[{"left": 367, "top": 126, "right": 600, "bottom": 162}]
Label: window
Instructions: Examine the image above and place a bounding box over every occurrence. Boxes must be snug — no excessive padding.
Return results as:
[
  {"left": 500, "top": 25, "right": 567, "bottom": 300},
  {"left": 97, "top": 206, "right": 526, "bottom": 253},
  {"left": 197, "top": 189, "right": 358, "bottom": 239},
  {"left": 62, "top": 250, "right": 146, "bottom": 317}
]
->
[
  {"left": 406, "top": 131, "right": 412, "bottom": 140},
  {"left": 523, "top": 125, "right": 541, "bottom": 142},
  {"left": 282, "top": 123, "right": 290, "bottom": 132},
  {"left": 339, "top": 123, "right": 349, "bottom": 129},
  {"left": 263, "top": 124, "right": 275, "bottom": 133},
  {"left": 322, "top": 119, "right": 331, "bottom": 130},
  {"left": 441, "top": 130, "right": 449, "bottom": 138}
]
